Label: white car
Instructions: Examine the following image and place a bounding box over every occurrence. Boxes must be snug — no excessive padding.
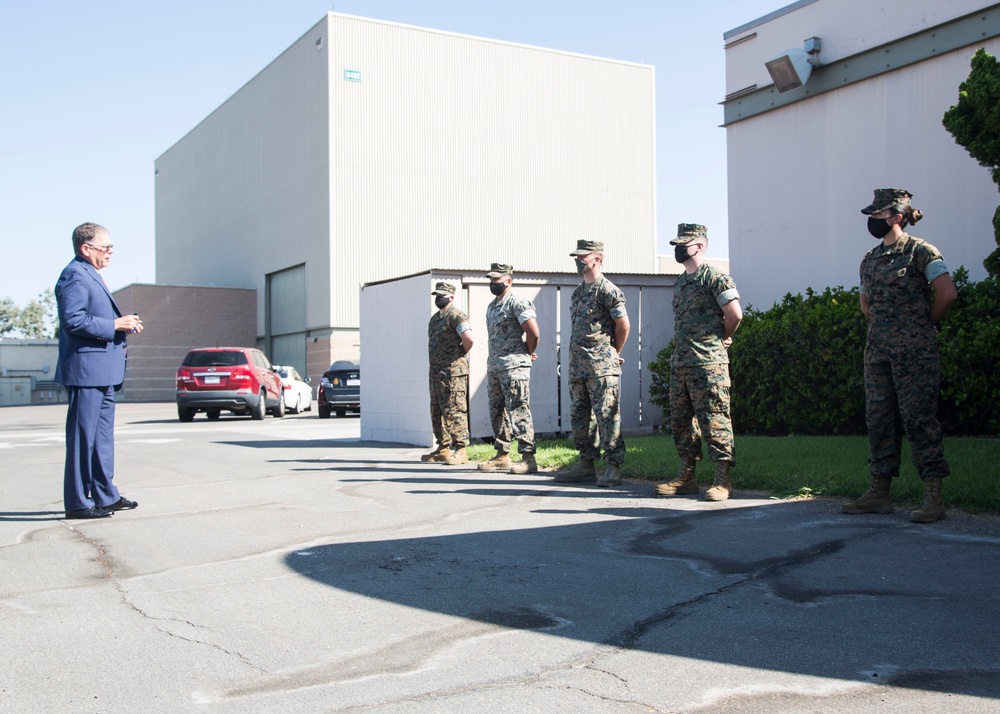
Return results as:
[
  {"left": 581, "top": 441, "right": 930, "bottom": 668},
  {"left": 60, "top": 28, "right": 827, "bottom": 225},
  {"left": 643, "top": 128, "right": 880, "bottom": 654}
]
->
[{"left": 272, "top": 365, "right": 313, "bottom": 414}]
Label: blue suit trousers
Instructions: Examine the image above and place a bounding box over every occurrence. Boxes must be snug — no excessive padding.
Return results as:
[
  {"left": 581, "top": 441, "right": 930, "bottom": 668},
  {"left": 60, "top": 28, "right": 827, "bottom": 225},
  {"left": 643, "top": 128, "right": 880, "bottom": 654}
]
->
[{"left": 64, "top": 385, "right": 121, "bottom": 511}]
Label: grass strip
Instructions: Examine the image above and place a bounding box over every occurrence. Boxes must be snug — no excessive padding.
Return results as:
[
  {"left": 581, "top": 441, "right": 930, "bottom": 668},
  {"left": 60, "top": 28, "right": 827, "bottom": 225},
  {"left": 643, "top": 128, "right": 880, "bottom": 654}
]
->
[{"left": 468, "top": 435, "right": 999, "bottom": 514}]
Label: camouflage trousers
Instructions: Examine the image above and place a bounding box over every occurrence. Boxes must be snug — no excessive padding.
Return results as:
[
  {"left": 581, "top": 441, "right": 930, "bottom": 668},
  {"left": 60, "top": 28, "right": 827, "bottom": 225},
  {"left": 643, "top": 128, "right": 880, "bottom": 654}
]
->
[
  {"left": 429, "top": 373, "right": 469, "bottom": 449},
  {"left": 670, "top": 363, "right": 734, "bottom": 463},
  {"left": 865, "top": 357, "right": 949, "bottom": 479},
  {"left": 487, "top": 367, "right": 535, "bottom": 455},
  {"left": 569, "top": 375, "right": 625, "bottom": 465}
]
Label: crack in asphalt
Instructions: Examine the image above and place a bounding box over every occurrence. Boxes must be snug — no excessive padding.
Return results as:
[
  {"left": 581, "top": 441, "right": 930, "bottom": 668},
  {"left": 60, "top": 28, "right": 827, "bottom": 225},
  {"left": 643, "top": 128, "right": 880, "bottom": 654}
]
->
[{"left": 62, "top": 522, "right": 266, "bottom": 674}]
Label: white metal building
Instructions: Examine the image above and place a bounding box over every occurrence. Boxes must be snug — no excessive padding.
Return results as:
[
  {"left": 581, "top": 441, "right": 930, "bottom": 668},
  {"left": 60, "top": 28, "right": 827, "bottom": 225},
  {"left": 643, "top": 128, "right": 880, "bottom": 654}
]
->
[
  {"left": 155, "top": 13, "right": 656, "bottom": 381},
  {"left": 723, "top": 0, "right": 1000, "bottom": 310}
]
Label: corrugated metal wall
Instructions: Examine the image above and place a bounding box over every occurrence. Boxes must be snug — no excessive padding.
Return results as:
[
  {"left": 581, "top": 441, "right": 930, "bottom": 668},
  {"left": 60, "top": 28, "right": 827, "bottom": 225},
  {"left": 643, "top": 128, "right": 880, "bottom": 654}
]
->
[
  {"left": 330, "top": 14, "right": 656, "bottom": 327},
  {"left": 155, "top": 13, "right": 656, "bottom": 339},
  {"left": 155, "top": 16, "right": 331, "bottom": 335}
]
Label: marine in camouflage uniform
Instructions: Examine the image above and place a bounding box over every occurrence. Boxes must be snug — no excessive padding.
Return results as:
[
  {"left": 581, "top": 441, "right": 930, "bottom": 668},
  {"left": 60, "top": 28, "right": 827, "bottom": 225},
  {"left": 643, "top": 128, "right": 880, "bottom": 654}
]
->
[
  {"left": 479, "top": 263, "right": 539, "bottom": 474},
  {"left": 555, "top": 239, "right": 630, "bottom": 487},
  {"left": 657, "top": 224, "right": 742, "bottom": 501},
  {"left": 422, "top": 282, "right": 473, "bottom": 465},
  {"left": 844, "top": 188, "right": 956, "bottom": 523}
]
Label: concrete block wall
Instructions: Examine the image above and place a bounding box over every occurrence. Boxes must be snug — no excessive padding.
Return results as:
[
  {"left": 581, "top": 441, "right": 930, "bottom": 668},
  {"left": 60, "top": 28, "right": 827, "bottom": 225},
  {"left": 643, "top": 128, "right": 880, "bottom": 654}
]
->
[{"left": 360, "top": 273, "right": 459, "bottom": 446}]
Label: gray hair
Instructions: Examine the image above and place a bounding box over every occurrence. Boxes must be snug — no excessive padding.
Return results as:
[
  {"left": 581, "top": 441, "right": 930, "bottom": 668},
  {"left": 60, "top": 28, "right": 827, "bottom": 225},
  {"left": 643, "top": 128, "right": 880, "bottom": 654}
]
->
[{"left": 72, "top": 223, "right": 109, "bottom": 255}]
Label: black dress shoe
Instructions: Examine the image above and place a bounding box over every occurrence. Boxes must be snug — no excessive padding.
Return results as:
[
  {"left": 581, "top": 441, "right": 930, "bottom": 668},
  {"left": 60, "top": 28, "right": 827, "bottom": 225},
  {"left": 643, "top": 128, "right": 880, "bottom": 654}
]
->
[
  {"left": 105, "top": 497, "right": 138, "bottom": 511},
  {"left": 65, "top": 506, "right": 113, "bottom": 519}
]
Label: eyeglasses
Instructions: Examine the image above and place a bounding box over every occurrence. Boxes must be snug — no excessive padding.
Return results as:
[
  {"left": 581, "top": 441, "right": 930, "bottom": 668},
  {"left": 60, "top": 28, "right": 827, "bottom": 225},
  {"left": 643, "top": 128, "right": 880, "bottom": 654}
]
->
[{"left": 85, "top": 243, "right": 114, "bottom": 253}]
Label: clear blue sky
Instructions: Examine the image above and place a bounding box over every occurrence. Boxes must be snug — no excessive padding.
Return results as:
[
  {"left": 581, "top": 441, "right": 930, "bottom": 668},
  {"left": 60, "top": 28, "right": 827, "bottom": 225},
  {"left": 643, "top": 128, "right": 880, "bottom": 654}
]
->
[{"left": 1, "top": 0, "right": 784, "bottom": 306}]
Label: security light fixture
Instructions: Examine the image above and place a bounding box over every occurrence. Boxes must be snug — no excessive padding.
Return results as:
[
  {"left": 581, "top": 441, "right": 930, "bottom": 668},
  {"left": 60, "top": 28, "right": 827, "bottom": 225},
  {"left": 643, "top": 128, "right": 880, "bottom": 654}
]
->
[{"left": 765, "top": 37, "right": 822, "bottom": 92}]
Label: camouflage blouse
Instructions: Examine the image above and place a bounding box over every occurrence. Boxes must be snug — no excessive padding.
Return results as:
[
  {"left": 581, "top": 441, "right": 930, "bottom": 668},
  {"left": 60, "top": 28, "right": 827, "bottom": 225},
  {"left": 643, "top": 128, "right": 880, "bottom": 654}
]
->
[
  {"left": 428, "top": 304, "right": 470, "bottom": 376},
  {"left": 860, "top": 233, "right": 948, "bottom": 363},
  {"left": 486, "top": 290, "right": 536, "bottom": 371},
  {"left": 671, "top": 263, "right": 739, "bottom": 367},
  {"left": 569, "top": 276, "right": 627, "bottom": 378}
]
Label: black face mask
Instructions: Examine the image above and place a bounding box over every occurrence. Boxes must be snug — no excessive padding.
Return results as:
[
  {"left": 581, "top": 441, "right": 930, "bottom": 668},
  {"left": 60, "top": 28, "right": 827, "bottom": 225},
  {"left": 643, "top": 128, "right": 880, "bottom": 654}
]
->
[
  {"left": 434, "top": 296, "right": 451, "bottom": 309},
  {"left": 867, "top": 216, "right": 893, "bottom": 239},
  {"left": 674, "top": 245, "right": 693, "bottom": 264},
  {"left": 576, "top": 259, "right": 587, "bottom": 275},
  {"left": 489, "top": 282, "right": 506, "bottom": 296}
]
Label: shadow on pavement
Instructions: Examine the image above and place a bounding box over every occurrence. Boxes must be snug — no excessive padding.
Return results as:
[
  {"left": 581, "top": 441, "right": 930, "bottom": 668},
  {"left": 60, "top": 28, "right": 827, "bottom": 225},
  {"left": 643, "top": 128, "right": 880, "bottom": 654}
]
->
[
  {"left": 0, "top": 510, "right": 65, "bottom": 522},
  {"left": 285, "top": 497, "right": 1000, "bottom": 699}
]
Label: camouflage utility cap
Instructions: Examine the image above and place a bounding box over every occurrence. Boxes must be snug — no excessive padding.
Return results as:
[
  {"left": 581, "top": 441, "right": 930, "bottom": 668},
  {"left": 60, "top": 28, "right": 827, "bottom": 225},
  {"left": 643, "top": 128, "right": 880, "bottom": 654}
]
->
[
  {"left": 431, "top": 282, "right": 456, "bottom": 296},
  {"left": 861, "top": 188, "right": 913, "bottom": 215},
  {"left": 486, "top": 263, "right": 513, "bottom": 278},
  {"left": 569, "top": 239, "right": 604, "bottom": 256},
  {"left": 671, "top": 223, "right": 707, "bottom": 245}
]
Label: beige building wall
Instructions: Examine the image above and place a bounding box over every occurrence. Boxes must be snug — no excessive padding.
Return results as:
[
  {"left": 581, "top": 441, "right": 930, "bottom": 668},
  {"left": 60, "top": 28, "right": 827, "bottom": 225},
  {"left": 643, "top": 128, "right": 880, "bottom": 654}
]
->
[
  {"left": 155, "top": 13, "right": 656, "bottom": 374},
  {"left": 724, "top": 0, "right": 999, "bottom": 310}
]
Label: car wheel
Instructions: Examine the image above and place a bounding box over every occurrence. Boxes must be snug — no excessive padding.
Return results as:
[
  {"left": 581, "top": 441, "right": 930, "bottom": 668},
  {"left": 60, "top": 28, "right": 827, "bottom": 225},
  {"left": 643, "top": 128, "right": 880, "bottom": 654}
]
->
[
  {"left": 251, "top": 390, "right": 266, "bottom": 420},
  {"left": 335, "top": 408, "right": 346, "bottom": 418},
  {"left": 178, "top": 406, "right": 195, "bottom": 422},
  {"left": 272, "top": 393, "right": 286, "bottom": 418},
  {"left": 318, "top": 406, "right": 331, "bottom": 419},
  {"left": 289, "top": 395, "right": 301, "bottom": 414},
  {"left": 207, "top": 409, "right": 221, "bottom": 420}
]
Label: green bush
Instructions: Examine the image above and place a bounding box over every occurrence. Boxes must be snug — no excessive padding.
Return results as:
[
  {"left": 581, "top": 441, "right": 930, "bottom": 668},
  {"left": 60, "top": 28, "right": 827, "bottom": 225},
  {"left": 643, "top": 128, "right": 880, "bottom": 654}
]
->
[
  {"left": 938, "top": 268, "right": 1000, "bottom": 434},
  {"left": 647, "top": 273, "right": 999, "bottom": 436}
]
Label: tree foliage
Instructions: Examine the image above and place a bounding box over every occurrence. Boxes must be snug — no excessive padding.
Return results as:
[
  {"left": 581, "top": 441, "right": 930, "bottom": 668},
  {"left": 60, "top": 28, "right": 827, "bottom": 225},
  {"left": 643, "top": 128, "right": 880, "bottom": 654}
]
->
[
  {"left": 0, "top": 290, "right": 59, "bottom": 339},
  {"left": 937, "top": 267, "right": 1000, "bottom": 434},
  {"left": 942, "top": 48, "right": 1000, "bottom": 277},
  {"left": 0, "top": 297, "right": 18, "bottom": 336}
]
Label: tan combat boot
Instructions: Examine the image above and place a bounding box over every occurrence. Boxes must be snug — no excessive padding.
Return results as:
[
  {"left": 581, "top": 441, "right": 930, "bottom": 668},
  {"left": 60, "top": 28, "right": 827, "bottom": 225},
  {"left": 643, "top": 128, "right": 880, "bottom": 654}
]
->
[
  {"left": 478, "top": 451, "right": 511, "bottom": 472},
  {"left": 842, "top": 476, "right": 894, "bottom": 514},
  {"left": 910, "top": 476, "right": 946, "bottom": 523},
  {"left": 444, "top": 447, "right": 468, "bottom": 465},
  {"left": 554, "top": 458, "right": 597, "bottom": 483},
  {"left": 510, "top": 453, "right": 538, "bottom": 474},
  {"left": 705, "top": 461, "right": 733, "bottom": 501},
  {"left": 596, "top": 463, "right": 622, "bottom": 487},
  {"left": 421, "top": 444, "right": 450, "bottom": 463},
  {"left": 656, "top": 458, "right": 699, "bottom": 496}
]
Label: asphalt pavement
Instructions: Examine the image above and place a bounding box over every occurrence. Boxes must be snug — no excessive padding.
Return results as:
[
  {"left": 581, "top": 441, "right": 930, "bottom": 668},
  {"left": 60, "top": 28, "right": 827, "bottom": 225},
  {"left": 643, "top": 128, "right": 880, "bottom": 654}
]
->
[{"left": 2, "top": 402, "right": 999, "bottom": 713}]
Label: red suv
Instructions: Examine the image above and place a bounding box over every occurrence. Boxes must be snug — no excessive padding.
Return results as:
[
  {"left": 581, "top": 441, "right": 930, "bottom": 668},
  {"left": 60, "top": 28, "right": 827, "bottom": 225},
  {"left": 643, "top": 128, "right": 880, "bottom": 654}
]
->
[{"left": 176, "top": 347, "right": 284, "bottom": 422}]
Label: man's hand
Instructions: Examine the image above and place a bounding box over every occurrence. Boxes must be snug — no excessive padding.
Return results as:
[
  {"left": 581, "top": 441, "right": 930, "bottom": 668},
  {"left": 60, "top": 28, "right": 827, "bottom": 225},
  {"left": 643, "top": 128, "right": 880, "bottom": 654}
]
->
[{"left": 115, "top": 314, "right": 143, "bottom": 333}]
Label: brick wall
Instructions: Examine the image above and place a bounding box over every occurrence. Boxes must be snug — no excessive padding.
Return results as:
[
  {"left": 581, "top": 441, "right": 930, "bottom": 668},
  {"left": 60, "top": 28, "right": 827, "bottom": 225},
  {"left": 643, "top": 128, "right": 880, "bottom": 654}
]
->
[{"left": 112, "top": 285, "right": 256, "bottom": 402}]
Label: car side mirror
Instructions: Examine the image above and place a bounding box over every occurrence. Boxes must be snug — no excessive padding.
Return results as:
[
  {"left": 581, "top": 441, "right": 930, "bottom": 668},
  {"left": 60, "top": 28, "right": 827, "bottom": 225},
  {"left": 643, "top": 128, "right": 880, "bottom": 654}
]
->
[{"left": 305, "top": 376, "right": 311, "bottom": 383}]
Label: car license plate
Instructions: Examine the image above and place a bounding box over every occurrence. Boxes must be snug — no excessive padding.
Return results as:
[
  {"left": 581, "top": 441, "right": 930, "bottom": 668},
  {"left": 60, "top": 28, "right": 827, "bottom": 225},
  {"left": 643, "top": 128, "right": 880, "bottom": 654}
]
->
[
  {"left": 346, "top": 379, "right": 360, "bottom": 386},
  {"left": 204, "top": 375, "right": 220, "bottom": 384}
]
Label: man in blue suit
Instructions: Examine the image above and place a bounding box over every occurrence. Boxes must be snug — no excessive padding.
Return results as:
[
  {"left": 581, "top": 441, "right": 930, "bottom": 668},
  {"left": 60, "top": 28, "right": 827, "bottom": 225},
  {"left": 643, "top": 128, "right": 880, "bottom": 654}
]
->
[{"left": 55, "top": 223, "right": 143, "bottom": 519}]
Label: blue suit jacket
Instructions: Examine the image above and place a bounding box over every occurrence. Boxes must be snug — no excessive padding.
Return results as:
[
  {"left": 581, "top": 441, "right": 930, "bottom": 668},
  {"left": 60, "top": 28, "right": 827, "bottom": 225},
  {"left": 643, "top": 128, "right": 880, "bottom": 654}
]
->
[{"left": 55, "top": 257, "right": 127, "bottom": 388}]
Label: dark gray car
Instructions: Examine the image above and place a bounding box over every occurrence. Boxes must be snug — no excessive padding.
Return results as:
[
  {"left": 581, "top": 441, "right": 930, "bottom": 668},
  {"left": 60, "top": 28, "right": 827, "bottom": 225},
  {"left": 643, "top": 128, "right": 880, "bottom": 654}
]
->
[{"left": 318, "top": 360, "right": 360, "bottom": 418}]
